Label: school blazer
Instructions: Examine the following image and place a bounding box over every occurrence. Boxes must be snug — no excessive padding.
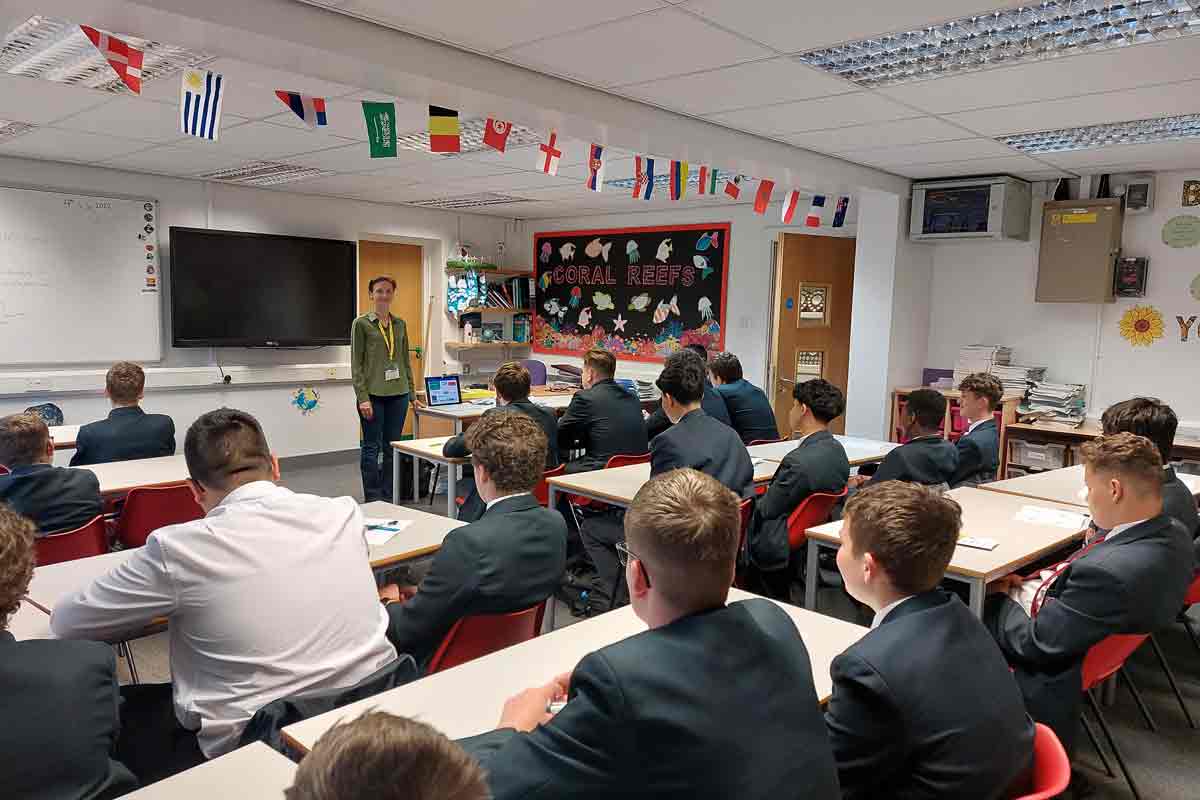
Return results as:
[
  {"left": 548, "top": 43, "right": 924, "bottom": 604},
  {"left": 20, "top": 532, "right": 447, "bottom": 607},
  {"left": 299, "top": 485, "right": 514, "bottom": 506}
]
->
[
  {"left": 645, "top": 382, "right": 732, "bottom": 439},
  {"left": 385, "top": 494, "right": 566, "bottom": 667},
  {"left": 985, "top": 514, "right": 1193, "bottom": 749},
  {"left": 442, "top": 399, "right": 560, "bottom": 469},
  {"left": 69, "top": 406, "right": 176, "bottom": 467},
  {"left": 458, "top": 599, "right": 841, "bottom": 800},
  {"left": 714, "top": 379, "right": 780, "bottom": 445},
  {"left": 1157, "top": 467, "right": 1200, "bottom": 563},
  {"left": 950, "top": 419, "right": 999, "bottom": 488},
  {"left": 867, "top": 436, "right": 958, "bottom": 488},
  {"left": 825, "top": 591, "right": 1034, "bottom": 800},
  {"left": 0, "top": 633, "right": 138, "bottom": 800},
  {"left": 748, "top": 431, "right": 850, "bottom": 572},
  {"left": 0, "top": 463, "right": 103, "bottom": 535},
  {"left": 558, "top": 379, "right": 648, "bottom": 474},
  {"left": 650, "top": 409, "right": 754, "bottom": 496}
]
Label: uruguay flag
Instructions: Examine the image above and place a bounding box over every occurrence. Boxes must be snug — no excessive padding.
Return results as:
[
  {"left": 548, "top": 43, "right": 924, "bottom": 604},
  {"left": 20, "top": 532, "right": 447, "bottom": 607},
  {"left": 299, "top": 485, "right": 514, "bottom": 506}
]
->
[
  {"left": 276, "top": 91, "right": 328, "bottom": 128},
  {"left": 180, "top": 69, "right": 225, "bottom": 141}
]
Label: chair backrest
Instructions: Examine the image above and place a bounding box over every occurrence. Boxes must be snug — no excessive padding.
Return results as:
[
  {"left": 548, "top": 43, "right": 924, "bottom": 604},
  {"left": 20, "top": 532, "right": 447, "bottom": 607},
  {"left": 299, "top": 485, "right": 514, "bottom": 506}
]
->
[
  {"left": 737, "top": 497, "right": 753, "bottom": 550},
  {"left": 1010, "top": 723, "right": 1071, "bottom": 800},
  {"left": 112, "top": 482, "right": 205, "bottom": 549},
  {"left": 427, "top": 602, "right": 546, "bottom": 674},
  {"left": 519, "top": 359, "right": 548, "bottom": 386},
  {"left": 0, "top": 464, "right": 8, "bottom": 475},
  {"left": 533, "top": 464, "right": 566, "bottom": 507},
  {"left": 35, "top": 515, "right": 108, "bottom": 566},
  {"left": 1185, "top": 574, "right": 1200, "bottom": 607},
  {"left": 1081, "top": 633, "right": 1150, "bottom": 690},
  {"left": 786, "top": 488, "right": 849, "bottom": 551},
  {"left": 748, "top": 438, "right": 785, "bottom": 446},
  {"left": 605, "top": 452, "right": 651, "bottom": 469}
]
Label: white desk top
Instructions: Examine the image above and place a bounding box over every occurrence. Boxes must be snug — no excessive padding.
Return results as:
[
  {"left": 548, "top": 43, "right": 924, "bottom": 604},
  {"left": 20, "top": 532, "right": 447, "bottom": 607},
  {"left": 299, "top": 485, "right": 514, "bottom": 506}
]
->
[
  {"left": 747, "top": 435, "right": 897, "bottom": 467},
  {"left": 391, "top": 436, "right": 469, "bottom": 464},
  {"left": 78, "top": 454, "right": 189, "bottom": 495},
  {"left": 10, "top": 601, "right": 51, "bottom": 640},
  {"left": 282, "top": 588, "right": 866, "bottom": 752},
  {"left": 362, "top": 501, "right": 465, "bottom": 567},
  {"left": 26, "top": 550, "right": 133, "bottom": 614},
  {"left": 417, "top": 393, "right": 576, "bottom": 420},
  {"left": 548, "top": 460, "right": 777, "bottom": 507},
  {"left": 984, "top": 464, "right": 1200, "bottom": 508},
  {"left": 807, "top": 487, "right": 1088, "bottom": 581},
  {"left": 49, "top": 424, "right": 80, "bottom": 449},
  {"left": 122, "top": 741, "right": 296, "bottom": 799}
]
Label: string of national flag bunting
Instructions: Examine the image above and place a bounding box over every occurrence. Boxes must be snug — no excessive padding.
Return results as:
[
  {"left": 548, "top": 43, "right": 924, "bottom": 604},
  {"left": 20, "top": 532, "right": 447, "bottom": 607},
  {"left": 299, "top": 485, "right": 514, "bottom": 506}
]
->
[{"left": 81, "top": 22, "right": 849, "bottom": 227}]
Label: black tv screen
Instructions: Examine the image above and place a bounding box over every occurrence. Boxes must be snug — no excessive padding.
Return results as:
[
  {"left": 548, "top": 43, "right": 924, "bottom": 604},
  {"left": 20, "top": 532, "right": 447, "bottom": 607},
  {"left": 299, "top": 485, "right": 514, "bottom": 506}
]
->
[{"left": 170, "top": 227, "right": 356, "bottom": 347}]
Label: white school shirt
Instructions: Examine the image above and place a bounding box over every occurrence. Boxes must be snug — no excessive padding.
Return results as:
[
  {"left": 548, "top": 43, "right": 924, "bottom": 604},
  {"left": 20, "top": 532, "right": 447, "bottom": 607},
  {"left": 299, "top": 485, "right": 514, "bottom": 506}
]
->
[
  {"left": 966, "top": 418, "right": 989, "bottom": 435},
  {"left": 871, "top": 595, "right": 915, "bottom": 629},
  {"left": 51, "top": 481, "right": 397, "bottom": 757}
]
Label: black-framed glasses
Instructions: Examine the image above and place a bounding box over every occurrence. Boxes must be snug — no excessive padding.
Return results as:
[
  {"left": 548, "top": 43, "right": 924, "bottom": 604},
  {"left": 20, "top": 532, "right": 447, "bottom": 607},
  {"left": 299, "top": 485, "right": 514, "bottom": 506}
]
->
[{"left": 614, "top": 541, "right": 651, "bottom": 587}]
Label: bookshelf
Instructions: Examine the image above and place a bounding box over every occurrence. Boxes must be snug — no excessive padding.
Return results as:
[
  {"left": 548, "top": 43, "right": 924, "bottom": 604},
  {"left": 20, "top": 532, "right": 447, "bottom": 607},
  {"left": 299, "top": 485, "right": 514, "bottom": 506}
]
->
[{"left": 446, "top": 267, "right": 534, "bottom": 280}]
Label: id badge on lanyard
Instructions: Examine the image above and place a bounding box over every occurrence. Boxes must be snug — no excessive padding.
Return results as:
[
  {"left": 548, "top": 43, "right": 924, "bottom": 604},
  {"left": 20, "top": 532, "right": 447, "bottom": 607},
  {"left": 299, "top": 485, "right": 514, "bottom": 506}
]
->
[{"left": 378, "top": 318, "right": 400, "bottom": 381}]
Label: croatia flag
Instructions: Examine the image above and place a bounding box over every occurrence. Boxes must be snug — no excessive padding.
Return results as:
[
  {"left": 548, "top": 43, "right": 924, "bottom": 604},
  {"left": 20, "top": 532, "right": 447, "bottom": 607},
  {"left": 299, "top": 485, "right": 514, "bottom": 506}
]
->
[
  {"left": 80, "top": 25, "right": 143, "bottom": 95},
  {"left": 806, "top": 195, "right": 826, "bottom": 227},
  {"left": 633, "top": 156, "right": 655, "bottom": 200},
  {"left": 697, "top": 165, "right": 718, "bottom": 195},
  {"left": 832, "top": 196, "right": 850, "bottom": 228},
  {"left": 586, "top": 143, "right": 605, "bottom": 191},
  {"left": 537, "top": 130, "right": 562, "bottom": 175},
  {"left": 275, "top": 91, "right": 327, "bottom": 128},
  {"left": 781, "top": 189, "right": 801, "bottom": 224},
  {"left": 753, "top": 179, "right": 774, "bottom": 215},
  {"left": 724, "top": 174, "right": 742, "bottom": 200},
  {"left": 668, "top": 160, "right": 689, "bottom": 201},
  {"left": 483, "top": 118, "right": 512, "bottom": 152}
]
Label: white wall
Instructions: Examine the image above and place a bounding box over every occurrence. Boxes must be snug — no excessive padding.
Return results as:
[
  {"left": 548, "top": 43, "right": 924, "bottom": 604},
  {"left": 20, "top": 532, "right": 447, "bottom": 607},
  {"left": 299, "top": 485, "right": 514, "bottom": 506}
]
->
[{"left": 926, "top": 170, "right": 1200, "bottom": 425}]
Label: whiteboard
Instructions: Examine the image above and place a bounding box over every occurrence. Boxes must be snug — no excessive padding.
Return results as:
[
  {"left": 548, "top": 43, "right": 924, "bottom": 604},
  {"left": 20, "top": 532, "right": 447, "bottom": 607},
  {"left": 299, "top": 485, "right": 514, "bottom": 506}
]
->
[{"left": 0, "top": 186, "right": 161, "bottom": 365}]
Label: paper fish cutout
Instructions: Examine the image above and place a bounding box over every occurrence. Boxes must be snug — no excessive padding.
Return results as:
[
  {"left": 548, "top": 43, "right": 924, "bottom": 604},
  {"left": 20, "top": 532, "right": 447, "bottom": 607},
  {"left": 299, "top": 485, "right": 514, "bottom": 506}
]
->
[
  {"left": 693, "top": 255, "right": 714, "bottom": 280},
  {"left": 593, "top": 292, "right": 615, "bottom": 311},
  {"left": 656, "top": 238, "right": 673, "bottom": 263},
  {"left": 539, "top": 242, "right": 552, "bottom": 263},
  {"left": 569, "top": 286, "right": 582, "bottom": 307},
  {"left": 577, "top": 306, "right": 592, "bottom": 327},
  {"left": 544, "top": 298, "right": 567, "bottom": 320},
  {"left": 585, "top": 238, "right": 612, "bottom": 262},
  {"left": 696, "top": 231, "right": 719, "bottom": 251},
  {"left": 698, "top": 296, "right": 713, "bottom": 320},
  {"left": 653, "top": 294, "right": 680, "bottom": 324},
  {"left": 626, "top": 240, "right": 640, "bottom": 263},
  {"left": 628, "top": 293, "right": 651, "bottom": 312},
  {"left": 560, "top": 242, "right": 576, "bottom": 262},
  {"left": 613, "top": 313, "right": 627, "bottom": 332},
  {"left": 540, "top": 273, "right": 553, "bottom": 291}
]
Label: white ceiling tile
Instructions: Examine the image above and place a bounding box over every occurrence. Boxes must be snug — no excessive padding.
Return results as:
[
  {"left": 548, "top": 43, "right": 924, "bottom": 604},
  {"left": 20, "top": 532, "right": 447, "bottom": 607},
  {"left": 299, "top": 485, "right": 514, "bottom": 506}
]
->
[
  {"left": 708, "top": 92, "right": 918, "bottom": 135},
  {"left": 323, "top": 0, "right": 665, "bottom": 53},
  {"left": 434, "top": 171, "right": 578, "bottom": 194},
  {"left": 264, "top": 97, "right": 374, "bottom": 140},
  {"left": 781, "top": 116, "right": 971, "bottom": 153},
  {"left": 51, "top": 96, "right": 245, "bottom": 144},
  {"left": 898, "top": 155, "right": 1060, "bottom": 180},
  {"left": 497, "top": 7, "right": 772, "bottom": 88},
  {"left": 614, "top": 58, "right": 851, "bottom": 115},
  {"left": 558, "top": 157, "right": 636, "bottom": 180},
  {"left": 173, "top": 120, "right": 358, "bottom": 159},
  {"left": 282, "top": 172, "right": 422, "bottom": 201},
  {"left": 945, "top": 80, "right": 1200, "bottom": 137},
  {"left": 98, "top": 144, "right": 252, "bottom": 176},
  {"left": 0, "top": 74, "right": 110, "bottom": 125},
  {"left": 0, "top": 128, "right": 147, "bottom": 163},
  {"left": 336, "top": 94, "right": 435, "bottom": 134},
  {"left": 1036, "top": 140, "right": 1200, "bottom": 171},
  {"left": 839, "top": 137, "right": 1018, "bottom": 167},
  {"left": 879, "top": 38, "right": 1200, "bottom": 115},
  {"left": 678, "top": 0, "right": 1026, "bottom": 53},
  {"left": 288, "top": 143, "right": 435, "bottom": 172},
  {"left": 366, "top": 156, "right": 522, "bottom": 182}
]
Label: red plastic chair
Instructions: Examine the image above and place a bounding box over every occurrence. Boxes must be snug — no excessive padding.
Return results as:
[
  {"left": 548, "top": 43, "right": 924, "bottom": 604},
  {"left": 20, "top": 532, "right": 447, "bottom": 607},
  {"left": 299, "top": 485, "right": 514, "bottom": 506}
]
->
[
  {"left": 426, "top": 602, "right": 546, "bottom": 674},
  {"left": 1010, "top": 723, "right": 1070, "bottom": 800},
  {"left": 111, "top": 483, "right": 204, "bottom": 549},
  {"left": 786, "top": 487, "right": 849, "bottom": 551},
  {"left": 0, "top": 464, "right": 8, "bottom": 475},
  {"left": 1079, "top": 634, "right": 1153, "bottom": 800},
  {"left": 533, "top": 464, "right": 566, "bottom": 507},
  {"left": 35, "top": 515, "right": 108, "bottom": 566}
]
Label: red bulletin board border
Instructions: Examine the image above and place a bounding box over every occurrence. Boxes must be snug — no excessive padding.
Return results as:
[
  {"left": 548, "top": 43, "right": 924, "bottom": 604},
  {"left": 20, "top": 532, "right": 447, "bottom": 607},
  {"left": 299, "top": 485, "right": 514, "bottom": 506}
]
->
[{"left": 530, "top": 222, "right": 732, "bottom": 364}]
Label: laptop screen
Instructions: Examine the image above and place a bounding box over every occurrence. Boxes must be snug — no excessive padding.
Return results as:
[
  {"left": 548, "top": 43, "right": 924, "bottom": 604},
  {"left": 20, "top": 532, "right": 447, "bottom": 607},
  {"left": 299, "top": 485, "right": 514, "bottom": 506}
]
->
[{"left": 424, "top": 375, "right": 463, "bottom": 406}]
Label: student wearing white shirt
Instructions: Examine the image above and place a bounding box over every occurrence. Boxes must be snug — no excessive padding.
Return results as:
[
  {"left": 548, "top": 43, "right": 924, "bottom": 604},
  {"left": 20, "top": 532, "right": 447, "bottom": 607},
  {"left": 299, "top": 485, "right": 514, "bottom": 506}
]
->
[{"left": 51, "top": 409, "right": 397, "bottom": 783}]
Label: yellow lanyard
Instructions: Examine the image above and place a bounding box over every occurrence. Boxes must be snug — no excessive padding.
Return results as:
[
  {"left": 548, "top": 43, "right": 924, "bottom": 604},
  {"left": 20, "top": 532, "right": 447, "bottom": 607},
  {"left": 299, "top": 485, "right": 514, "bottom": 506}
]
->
[{"left": 376, "top": 318, "right": 395, "bottom": 361}]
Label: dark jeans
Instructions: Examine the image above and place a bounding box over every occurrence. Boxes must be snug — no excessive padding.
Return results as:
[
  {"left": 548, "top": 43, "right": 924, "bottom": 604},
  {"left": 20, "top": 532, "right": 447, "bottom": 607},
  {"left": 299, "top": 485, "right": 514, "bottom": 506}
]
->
[
  {"left": 579, "top": 510, "right": 629, "bottom": 613},
  {"left": 117, "top": 683, "right": 205, "bottom": 786},
  {"left": 360, "top": 393, "right": 410, "bottom": 503}
]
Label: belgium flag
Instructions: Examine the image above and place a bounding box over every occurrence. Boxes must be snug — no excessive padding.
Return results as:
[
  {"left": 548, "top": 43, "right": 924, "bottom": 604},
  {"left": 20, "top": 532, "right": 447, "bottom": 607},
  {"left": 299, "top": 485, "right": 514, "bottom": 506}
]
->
[{"left": 428, "top": 106, "right": 460, "bottom": 153}]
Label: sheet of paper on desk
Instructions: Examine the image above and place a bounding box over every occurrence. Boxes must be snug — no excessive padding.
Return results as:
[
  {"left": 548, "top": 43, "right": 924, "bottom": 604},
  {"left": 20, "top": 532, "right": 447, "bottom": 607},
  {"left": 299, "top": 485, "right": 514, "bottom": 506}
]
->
[
  {"left": 1014, "top": 505, "right": 1089, "bottom": 530},
  {"left": 364, "top": 518, "right": 414, "bottom": 545}
]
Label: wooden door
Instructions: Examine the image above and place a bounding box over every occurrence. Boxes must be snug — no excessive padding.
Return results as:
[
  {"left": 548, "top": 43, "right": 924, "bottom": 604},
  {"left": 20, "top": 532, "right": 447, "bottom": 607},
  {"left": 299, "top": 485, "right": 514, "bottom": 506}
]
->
[
  {"left": 358, "top": 240, "right": 424, "bottom": 436},
  {"left": 769, "top": 233, "right": 856, "bottom": 436}
]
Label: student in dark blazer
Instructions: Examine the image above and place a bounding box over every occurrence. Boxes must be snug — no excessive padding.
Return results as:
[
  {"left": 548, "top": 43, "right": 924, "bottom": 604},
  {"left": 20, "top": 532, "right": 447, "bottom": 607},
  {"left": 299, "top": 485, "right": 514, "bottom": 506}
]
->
[
  {"left": 645, "top": 344, "right": 731, "bottom": 439},
  {"left": 69, "top": 362, "right": 176, "bottom": 467},
  {"left": 444, "top": 362, "right": 559, "bottom": 522},
  {"left": 985, "top": 433, "right": 1194, "bottom": 751},
  {"left": 747, "top": 379, "right": 851, "bottom": 591},
  {"left": 0, "top": 504, "right": 138, "bottom": 800},
  {"left": 381, "top": 411, "right": 566, "bottom": 668},
  {"left": 557, "top": 348, "right": 648, "bottom": 474},
  {"left": 850, "top": 389, "right": 956, "bottom": 491},
  {"left": 950, "top": 373, "right": 1002, "bottom": 488},
  {"left": 0, "top": 413, "right": 102, "bottom": 535},
  {"left": 827, "top": 482, "right": 1034, "bottom": 799},
  {"left": 709, "top": 352, "right": 780, "bottom": 444},
  {"left": 459, "top": 469, "right": 841, "bottom": 800}
]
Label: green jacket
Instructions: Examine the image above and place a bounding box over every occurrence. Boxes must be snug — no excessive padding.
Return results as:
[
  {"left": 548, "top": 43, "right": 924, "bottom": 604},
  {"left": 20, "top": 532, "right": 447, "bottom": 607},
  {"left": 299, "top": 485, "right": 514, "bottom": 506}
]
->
[{"left": 351, "top": 311, "right": 414, "bottom": 401}]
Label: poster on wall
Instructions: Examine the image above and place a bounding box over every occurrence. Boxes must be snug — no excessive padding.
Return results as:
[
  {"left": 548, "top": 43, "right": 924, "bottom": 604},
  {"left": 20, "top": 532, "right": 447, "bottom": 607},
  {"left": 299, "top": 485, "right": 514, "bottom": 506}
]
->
[{"left": 532, "top": 223, "right": 730, "bottom": 362}]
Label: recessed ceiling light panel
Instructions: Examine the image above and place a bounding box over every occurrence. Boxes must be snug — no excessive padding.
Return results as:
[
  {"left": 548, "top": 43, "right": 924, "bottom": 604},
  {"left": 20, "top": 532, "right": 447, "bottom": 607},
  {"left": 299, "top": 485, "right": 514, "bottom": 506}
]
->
[
  {"left": 394, "top": 117, "right": 543, "bottom": 156},
  {"left": 409, "top": 192, "right": 532, "bottom": 209},
  {"left": 1000, "top": 112, "right": 1200, "bottom": 153},
  {"left": 0, "top": 119, "right": 35, "bottom": 140},
  {"left": 605, "top": 168, "right": 730, "bottom": 191},
  {"left": 197, "top": 161, "right": 334, "bottom": 186}
]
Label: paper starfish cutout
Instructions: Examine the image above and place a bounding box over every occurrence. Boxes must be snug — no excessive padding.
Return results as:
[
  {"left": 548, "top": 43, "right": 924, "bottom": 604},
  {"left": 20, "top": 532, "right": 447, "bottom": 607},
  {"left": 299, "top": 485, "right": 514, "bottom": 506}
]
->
[{"left": 613, "top": 314, "right": 627, "bottom": 332}]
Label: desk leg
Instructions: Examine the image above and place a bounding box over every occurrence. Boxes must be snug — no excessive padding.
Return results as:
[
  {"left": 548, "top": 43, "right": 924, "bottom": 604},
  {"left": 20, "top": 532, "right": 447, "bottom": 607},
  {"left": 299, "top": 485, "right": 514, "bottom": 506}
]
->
[
  {"left": 411, "top": 411, "right": 421, "bottom": 503},
  {"left": 804, "top": 540, "right": 820, "bottom": 611},
  {"left": 391, "top": 446, "right": 401, "bottom": 507},
  {"left": 548, "top": 485, "right": 557, "bottom": 512},
  {"left": 446, "top": 466, "right": 457, "bottom": 518},
  {"left": 968, "top": 579, "right": 985, "bottom": 618}
]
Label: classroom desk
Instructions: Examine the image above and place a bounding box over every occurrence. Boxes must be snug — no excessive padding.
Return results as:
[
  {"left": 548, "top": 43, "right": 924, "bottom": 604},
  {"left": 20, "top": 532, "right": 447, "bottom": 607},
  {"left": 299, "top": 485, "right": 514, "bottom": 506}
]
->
[
  {"left": 121, "top": 741, "right": 296, "bottom": 799},
  {"left": 390, "top": 436, "right": 470, "bottom": 516},
  {"left": 804, "top": 487, "right": 1090, "bottom": 617},
  {"left": 545, "top": 459, "right": 779, "bottom": 510},
  {"left": 281, "top": 587, "right": 866, "bottom": 752},
  {"left": 748, "top": 435, "right": 898, "bottom": 467},
  {"left": 78, "top": 454, "right": 189, "bottom": 497},
  {"left": 10, "top": 601, "right": 51, "bottom": 640},
  {"left": 26, "top": 550, "right": 132, "bottom": 614},
  {"left": 49, "top": 424, "right": 80, "bottom": 450},
  {"left": 361, "top": 500, "right": 464, "bottom": 568},
  {"left": 982, "top": 463, "right": 1200, "bottom": 508}
]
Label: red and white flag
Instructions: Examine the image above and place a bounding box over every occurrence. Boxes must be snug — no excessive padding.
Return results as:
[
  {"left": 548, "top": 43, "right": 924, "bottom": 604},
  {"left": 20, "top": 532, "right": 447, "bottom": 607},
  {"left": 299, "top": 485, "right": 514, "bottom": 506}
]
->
[
  {"left": 80, "top": 25, "right": 143, "bottom": 95},
  {"left": 724, "top": 174, "right": 743, "bottom": 200},
  {"left": 483, "top": 118, "right": 512, "bottom": 152},
  {"left": 806, "top": 195, "right": 826, "bottom": 227},
  {"left": 781, "top": 189, "right": 801, "bottom": 224},
  {"left": 753, "top": 179, "right": 775, "bottom": 215},
  {"left": 536, "top": 130, "right": 562, "bottom": 175}
]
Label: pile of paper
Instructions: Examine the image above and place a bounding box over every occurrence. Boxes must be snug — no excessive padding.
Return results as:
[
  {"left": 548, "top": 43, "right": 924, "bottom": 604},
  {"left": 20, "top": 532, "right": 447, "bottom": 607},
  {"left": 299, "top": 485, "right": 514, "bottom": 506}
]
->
[
  {"left": 549, "top": 364, "right": 582, "bottom": 389},
  {"left": 1020, "top": 381, "right": 1087, "bottom": 426},
  {"left": 989, "top": 363, "right": 1047, "bottom": 396},
  {"left": 953, "top": 344, "right": 1011, "bottom": 385}
]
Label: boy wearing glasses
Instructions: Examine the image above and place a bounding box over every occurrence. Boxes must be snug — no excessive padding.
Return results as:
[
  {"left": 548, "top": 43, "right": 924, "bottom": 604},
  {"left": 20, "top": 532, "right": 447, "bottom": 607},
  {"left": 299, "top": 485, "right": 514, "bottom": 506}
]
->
[{"left": 459, "top": 468, "right": 840, "bottom": 800}]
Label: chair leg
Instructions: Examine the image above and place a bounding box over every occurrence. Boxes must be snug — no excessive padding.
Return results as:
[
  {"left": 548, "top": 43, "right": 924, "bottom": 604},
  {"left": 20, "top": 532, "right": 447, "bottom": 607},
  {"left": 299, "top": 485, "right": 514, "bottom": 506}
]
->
[
  {"left": 1119, "top": 667, "right": 1157, "bottom": 733},
  {"left": 1149, "top": 634, "right": 1197, "bottom": 729},
  {"left": 1183, "top": 615, "right": 1200, "bottom": 658},
  {"left": 117, "top": 641, "right": 140, "bottom": 685},
  {"left": 1080, "top": 711, "right": 1116, "bottom": 778},
  {"left": 1086, "top": 689, "right": 1142, "bottom": 800},
  {"left": 428, "top": 465, "right": 440, "bottom": 507}
]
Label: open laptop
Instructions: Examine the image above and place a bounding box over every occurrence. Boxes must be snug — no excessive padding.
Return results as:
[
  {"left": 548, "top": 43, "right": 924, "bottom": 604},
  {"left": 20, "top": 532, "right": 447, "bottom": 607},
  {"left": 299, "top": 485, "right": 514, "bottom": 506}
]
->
[{"left": 424, "top": 375, "right": 463, "bottom": 407}]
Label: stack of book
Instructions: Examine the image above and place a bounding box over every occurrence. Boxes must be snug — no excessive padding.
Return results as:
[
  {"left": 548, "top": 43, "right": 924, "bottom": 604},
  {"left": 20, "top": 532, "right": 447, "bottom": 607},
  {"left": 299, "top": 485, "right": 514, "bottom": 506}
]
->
[
  {"left": 1020, "top": 381, "right": 1087, "bottom": 426},
  {"left": 989, "top": 363, "right": 1047, "bottom": 397},
  {"left": 953, "top": 344, "right": 1012, "bottom": 385},
  {"left": 549, "top": 364, "right": 582, "bottom": 389},
  {"left": 481, "top": 277, "right": 532, "bottom": 310},
  {"left": 634, "top": 379, "right": 658, "bottom": 401}
]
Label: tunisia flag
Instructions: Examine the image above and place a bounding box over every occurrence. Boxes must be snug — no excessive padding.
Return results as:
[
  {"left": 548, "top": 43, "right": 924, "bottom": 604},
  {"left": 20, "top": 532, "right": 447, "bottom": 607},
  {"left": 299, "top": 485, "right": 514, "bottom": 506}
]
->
[{"left": 483, "top": 118, "right": 512, "bottom": 152}]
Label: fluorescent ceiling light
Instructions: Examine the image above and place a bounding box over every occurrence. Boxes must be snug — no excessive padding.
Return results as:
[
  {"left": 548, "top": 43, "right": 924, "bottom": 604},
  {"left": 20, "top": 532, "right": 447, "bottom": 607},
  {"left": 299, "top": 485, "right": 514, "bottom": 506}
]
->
[
  {"left": 0, "top": 120, "right": 35, "bottom": 140},
  {"left": 197, "top": 161, "right": 334, "bottom": 186},
  {"left": 797, "top": 1, "right": 1200, "bottom": 89},
  {"left": 394, "top": 118, "right": 543, "bottom": 156},
  {"left": 409, "top": 192, "right": 532, "bottom": 209},
  {"left": 0, "top": 15, "right": 213, "bottom": 93},
  {"left": 1001, "top": 112, "right": 1200, "bottom": 152}
]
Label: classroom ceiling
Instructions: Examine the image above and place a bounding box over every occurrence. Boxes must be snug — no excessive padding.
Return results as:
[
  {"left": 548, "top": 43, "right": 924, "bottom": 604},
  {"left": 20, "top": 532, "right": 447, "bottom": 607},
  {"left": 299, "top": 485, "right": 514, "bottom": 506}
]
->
[{"left": 0, "top": 1, "right": 1198, "bottom": 218}]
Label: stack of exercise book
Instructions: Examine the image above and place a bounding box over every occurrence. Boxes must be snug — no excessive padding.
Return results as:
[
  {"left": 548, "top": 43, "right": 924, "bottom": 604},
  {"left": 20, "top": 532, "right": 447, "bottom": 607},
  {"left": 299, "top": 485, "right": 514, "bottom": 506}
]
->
[
  {"left": 1020, "top": 381, "right": 1087, "bottom": 427},
  {"left": 989, "top": 363, "right": 1047, "bottom": 397},
  {"left": 953, "top": 344, "right": 1011, "bottom": 385}
]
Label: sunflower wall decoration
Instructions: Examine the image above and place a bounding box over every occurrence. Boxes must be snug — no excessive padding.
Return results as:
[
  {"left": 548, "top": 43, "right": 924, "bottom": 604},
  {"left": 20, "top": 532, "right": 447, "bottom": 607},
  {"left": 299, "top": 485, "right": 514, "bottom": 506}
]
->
[{"left": 1119, "top": 305, "right": 1164, "bottom": 347}]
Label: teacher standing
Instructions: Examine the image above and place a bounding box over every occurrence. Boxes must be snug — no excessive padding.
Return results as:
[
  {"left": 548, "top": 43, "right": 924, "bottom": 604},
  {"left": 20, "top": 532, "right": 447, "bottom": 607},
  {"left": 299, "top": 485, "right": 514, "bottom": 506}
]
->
[{"left": 352, "top": 275, "right": 415, "bottom": 502}]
